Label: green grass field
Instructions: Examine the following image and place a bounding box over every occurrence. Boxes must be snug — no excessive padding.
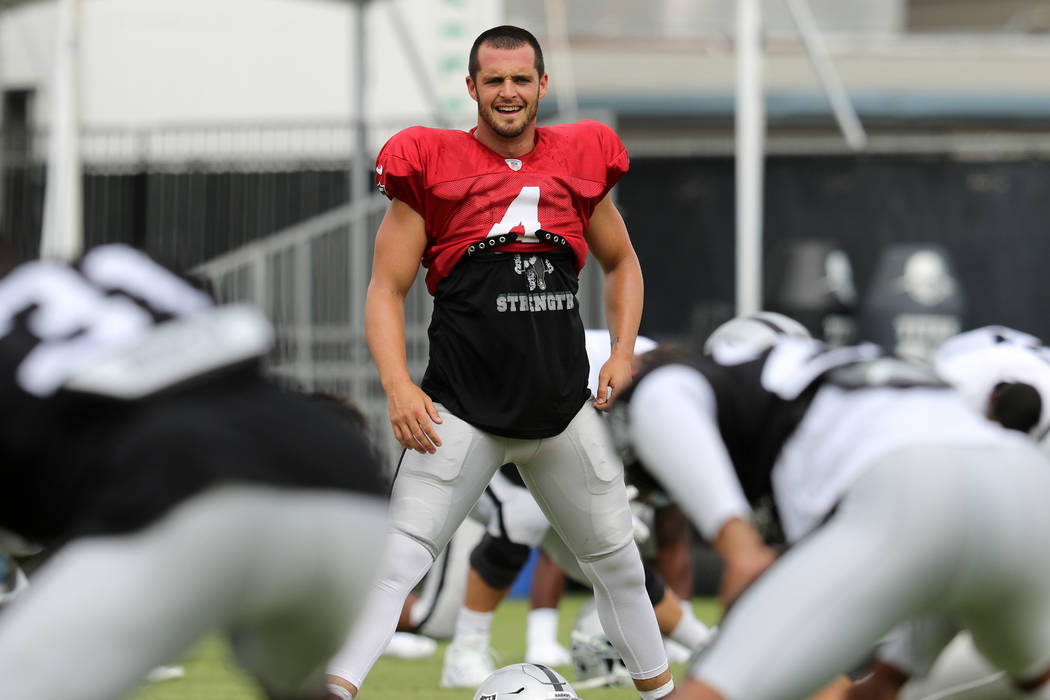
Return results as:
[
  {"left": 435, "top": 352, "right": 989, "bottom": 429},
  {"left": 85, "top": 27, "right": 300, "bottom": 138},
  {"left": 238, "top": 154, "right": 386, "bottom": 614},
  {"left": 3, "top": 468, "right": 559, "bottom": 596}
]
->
[{"left": 125, "top": 594, "right": 722, "bottom": 700}]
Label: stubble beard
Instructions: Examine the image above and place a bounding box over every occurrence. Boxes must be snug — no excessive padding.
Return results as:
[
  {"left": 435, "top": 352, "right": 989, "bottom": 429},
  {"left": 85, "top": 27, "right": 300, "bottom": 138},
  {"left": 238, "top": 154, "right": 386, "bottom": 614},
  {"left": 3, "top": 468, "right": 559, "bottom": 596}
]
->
[{"left": 480, "top": 99, "right": 538, "bottom": 139}]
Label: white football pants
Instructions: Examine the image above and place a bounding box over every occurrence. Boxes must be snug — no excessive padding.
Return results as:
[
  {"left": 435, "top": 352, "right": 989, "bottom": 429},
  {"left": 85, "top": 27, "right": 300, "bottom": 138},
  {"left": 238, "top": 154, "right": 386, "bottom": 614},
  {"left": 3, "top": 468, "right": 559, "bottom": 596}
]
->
[
  {"left": 327, "top": 403, "right": 668, "bottom": 689},
  {"left": 693, "top": 442, "right": 1050, "bottom": 700},
  {"left": 407, "top": 517, "right": 486, "bottom": 640},
  {"left": 897, "top": 630, "right": 1013, "bottom": 700},
  {"left": 888, "top": 625, "right": 1049, "bottom": 699},
  {"left": 0, "top": 486, "right": 388, "bottom": 700}
]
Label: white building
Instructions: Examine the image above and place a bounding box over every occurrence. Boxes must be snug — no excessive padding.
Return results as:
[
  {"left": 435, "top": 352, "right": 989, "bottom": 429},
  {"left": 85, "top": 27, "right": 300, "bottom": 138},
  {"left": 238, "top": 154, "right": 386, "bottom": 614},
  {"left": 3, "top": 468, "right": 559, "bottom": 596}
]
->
[{"left": 3, "top": 0, "right": 1050, "bottom": 164}]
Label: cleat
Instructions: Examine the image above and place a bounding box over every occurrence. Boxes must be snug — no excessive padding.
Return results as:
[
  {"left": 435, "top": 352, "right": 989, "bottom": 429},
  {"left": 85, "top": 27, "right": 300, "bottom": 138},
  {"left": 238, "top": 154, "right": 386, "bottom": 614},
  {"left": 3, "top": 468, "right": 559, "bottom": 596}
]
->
[
  {"left": 664, "top": 638, "right": 691, "bottom": 665},
  {"left": 440, "top": 634, "right": 498, "bottom": 688},
  {"left": 383, "top": 632, "right": 437, "bottom": 660},
  {"left": 525, "top": 642, "right": 572, "bottom": 667},
  {"left": 144, "top": 665, "right": 185, "bottom": 683}
]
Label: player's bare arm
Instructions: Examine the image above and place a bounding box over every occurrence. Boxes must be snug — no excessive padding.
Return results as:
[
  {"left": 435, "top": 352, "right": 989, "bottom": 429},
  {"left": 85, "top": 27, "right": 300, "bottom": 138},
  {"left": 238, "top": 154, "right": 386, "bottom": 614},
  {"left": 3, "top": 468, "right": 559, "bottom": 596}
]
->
[
  {"left": 365, "top": 198, "right": 443, "bottom": 453},
  {"left": 654, "top": 504, "right": 695, "bottom": 599},
  {"left": 712, "top": 517, "right": 778, "bottom": 610},
  {"left": 584, "top": 193, "right": 643, "bottom": 408}
]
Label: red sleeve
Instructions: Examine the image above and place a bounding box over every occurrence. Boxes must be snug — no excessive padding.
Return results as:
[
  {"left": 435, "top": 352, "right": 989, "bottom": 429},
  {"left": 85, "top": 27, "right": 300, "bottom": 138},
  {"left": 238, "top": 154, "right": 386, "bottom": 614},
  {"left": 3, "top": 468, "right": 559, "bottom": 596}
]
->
[
  {"left": 588, "top": 120, "right": 630, "bottom": 194},
  {"left": 375, "top": 127, "right": 428, "bottom": 216}
]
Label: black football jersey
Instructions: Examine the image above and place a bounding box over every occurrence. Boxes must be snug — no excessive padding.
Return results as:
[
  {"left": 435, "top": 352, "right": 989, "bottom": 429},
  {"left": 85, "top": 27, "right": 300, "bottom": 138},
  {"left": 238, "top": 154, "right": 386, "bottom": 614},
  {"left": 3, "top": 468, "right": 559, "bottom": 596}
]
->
[
  {"left": 619, "top": 338, "right": 946, "bottom": 507},
  {"left": 0, "top": 245, "right": 386, "bottom": 545}
]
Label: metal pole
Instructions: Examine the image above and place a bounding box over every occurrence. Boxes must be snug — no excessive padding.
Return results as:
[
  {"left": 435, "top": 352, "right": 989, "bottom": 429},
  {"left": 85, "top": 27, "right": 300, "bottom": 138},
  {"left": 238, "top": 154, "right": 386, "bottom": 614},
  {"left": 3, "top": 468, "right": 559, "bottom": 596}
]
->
[
  {"left": 784, "top": 0, "right": 867, "bottom": 151},
  {"left": 385, "top": 0, "right": 449, "bottom": 127},
  {"left": 295, "top": 238, "right": 314, "bottom": 386},
  {"left": 544, "top": 0, "right": 579, "bottom": 123},
  {"left": 40, "top": 0, "right": 83, "bottom": 260},
  {"left": 735, "top": 0, "right": 764, "bottom": 316},
  {"left": 350, "top": 0, "right": 370, "bottom": 387},
  {"left": 0, "top": 6, "right": 6, "bottom": 235}
]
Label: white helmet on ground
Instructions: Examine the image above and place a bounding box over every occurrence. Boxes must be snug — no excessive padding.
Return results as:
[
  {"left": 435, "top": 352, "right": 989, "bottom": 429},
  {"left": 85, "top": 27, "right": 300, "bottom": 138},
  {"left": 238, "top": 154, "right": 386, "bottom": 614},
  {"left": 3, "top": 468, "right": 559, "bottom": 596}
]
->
[
  {"left": 473, "top": 663, "right": 580, "bottom": 700},
  {"left": 569, "top": 598, "right": 634, "bottom": 689},
  {"left": 703, "top": 311, "right": 811, "bottom": 356}
]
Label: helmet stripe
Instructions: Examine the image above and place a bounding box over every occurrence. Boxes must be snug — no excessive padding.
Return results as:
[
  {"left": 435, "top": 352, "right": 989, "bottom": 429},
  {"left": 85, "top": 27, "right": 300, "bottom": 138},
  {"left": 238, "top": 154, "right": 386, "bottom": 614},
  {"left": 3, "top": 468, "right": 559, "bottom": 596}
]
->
[
  {"left": 530, "top": 664, "right": 565, "bottom": 691},
  {"left": 752, "top": 315, "right": 790, "bottom": 336}
]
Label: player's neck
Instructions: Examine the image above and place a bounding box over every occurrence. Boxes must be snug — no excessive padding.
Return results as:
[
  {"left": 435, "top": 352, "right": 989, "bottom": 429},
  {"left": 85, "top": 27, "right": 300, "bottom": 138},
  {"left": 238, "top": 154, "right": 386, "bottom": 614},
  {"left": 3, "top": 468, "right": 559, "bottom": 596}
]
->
[{"left": 472, "top": 123, "right": 538, "bottom": 159}]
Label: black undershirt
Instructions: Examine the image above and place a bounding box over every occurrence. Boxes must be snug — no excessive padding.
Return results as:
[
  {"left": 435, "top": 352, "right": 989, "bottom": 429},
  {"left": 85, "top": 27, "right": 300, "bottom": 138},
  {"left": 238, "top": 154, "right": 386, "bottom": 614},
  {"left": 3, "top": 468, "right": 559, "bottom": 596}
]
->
[{"left": 422, "top": 249, "right": 591, "bottom": 439}]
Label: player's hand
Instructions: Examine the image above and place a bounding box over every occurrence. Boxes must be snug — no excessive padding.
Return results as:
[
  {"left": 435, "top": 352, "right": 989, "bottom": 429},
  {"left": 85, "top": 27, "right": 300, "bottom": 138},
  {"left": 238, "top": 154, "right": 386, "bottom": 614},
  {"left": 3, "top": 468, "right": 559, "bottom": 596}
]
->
[
  {"left": 385, "top": 379, "right": 443, "bottom": 454},
  {"left": 713, "top": 518, "right": 777, "bottom": 610},
  {"left": 719, "top": 544, "right": 778, "bottom": 611},
  {"left": 623, "top": 485, "right": 654, "bottom": 545},
  {"left": 593, "top": 355, "right": 633, "bottom": 410},
  {"left": 806, "top": 676, "right": 855, "bottom": 700}
]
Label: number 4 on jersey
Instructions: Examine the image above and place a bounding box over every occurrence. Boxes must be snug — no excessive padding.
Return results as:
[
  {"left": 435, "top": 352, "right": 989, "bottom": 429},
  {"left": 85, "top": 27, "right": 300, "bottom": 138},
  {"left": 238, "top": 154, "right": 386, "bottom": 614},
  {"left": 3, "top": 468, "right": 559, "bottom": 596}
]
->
[{"left": 487, "top": 186, "right": 541, "bottom": 242}]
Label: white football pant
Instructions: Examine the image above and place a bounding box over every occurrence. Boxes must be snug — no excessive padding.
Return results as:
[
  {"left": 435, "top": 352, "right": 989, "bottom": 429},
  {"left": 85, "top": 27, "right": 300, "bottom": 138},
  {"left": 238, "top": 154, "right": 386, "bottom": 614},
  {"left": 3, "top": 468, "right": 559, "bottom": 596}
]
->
[
  {"left": 0, "top": 486, "right": 387, "bottom": 700},
  {"left": 693, "top": 442, "right": 1050, "bottom": 700},
  {"left": 327, "top": 403, "right": 668, "bottom": 689}
]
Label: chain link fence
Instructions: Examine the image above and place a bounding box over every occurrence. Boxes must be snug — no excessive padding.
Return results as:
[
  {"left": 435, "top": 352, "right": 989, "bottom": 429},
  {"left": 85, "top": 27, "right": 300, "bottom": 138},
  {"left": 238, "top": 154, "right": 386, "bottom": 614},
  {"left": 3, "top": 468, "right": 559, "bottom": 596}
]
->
[{"left": 191, "top": 193, "right": 425, "bottom": 470}]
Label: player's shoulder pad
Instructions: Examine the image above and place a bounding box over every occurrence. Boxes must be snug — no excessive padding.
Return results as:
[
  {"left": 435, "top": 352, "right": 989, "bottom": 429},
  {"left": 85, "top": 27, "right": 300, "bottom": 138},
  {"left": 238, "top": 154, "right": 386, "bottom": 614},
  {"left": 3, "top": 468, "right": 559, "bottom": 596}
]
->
[
  {"left": 544, "top": 120, "right": 629, "bottom": 189},
  {"left": 376, "top": 126, "right": 474, "bottom": 202},
  {"left": 380, "top": 125, "right": 470, "bottom": 159},
  {"left": 546, "top": 120, "right": 623, "bottom": 148}
]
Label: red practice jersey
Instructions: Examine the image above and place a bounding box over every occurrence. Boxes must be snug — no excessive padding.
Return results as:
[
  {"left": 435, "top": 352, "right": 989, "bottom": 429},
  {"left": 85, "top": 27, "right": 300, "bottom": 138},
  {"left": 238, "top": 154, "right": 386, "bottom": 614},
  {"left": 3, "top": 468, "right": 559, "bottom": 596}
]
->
[
  {"left": 375, "top": 120, "right": 629, "bottom": 294},
  {"left": 374, "top": 120, "right": 629, "bottom": 438}
]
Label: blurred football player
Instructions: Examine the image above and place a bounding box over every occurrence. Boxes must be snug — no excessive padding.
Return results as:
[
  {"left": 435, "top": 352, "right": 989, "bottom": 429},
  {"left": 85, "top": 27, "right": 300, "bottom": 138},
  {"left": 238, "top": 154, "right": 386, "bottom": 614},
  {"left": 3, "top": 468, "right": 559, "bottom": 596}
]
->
[
  {"left": 0, "top": 244, "right": 389, "bottom": 700},
  {"left": 613, "top": 313, "right": 1050, "bottom": 700},
  {"left": 842, "top": 326, "right": 1050, "bottom": 700}
]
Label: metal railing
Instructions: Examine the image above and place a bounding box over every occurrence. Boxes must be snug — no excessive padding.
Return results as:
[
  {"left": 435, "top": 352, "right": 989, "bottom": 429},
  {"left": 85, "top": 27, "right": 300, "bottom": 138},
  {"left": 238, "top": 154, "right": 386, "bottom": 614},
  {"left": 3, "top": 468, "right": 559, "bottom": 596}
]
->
[{"left": 192, "top": 192, "right": 416, "bottom": 468}]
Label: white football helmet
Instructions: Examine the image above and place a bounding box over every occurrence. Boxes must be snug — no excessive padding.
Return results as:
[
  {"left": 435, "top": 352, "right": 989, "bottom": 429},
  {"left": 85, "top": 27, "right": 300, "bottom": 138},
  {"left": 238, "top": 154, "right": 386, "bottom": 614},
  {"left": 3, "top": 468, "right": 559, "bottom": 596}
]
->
[
  {"left": 569, "top": 598, "right": 634, "bottom": 689},
  {"left": 703, "top": 311, "right": 811, "bottom": 356},
  {"left": 473, "top": 663, "right": 579, "bottom": 700}
]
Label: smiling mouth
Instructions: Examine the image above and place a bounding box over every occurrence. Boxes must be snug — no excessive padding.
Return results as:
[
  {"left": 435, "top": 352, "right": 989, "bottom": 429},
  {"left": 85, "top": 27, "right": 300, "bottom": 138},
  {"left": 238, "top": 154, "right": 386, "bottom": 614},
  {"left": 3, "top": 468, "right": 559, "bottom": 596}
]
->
[{"left": 495, "top": 105, "right": 523, "bottom": 114}]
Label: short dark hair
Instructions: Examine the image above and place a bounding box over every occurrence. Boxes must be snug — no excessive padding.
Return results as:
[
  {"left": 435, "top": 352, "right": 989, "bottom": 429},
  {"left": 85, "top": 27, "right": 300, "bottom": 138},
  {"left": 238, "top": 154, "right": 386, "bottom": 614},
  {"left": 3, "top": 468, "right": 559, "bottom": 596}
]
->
[
  {"left": 468, "top": 25, "right": 544, "bottom": 81},
  {"left": 990, "top": 381, "right": 1042, "bottom": 434}
]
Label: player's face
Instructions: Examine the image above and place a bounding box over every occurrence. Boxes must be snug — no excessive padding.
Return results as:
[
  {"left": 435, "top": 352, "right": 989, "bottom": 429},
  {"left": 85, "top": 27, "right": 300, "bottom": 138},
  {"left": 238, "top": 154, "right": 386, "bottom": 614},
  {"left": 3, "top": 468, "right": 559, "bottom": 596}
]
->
[{"left": 468, "top": 43, "right": 548, "bottom": 140}]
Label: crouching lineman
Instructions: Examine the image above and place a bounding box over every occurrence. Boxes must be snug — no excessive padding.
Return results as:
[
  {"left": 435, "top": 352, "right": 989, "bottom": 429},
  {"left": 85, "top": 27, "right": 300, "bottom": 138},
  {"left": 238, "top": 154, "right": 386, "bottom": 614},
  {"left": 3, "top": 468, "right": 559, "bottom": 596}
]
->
[
  {"left": 0, "top": 244, "right": 389, "bottom": 700},
  {"left": 844, "top": 325, "right": 1050, "bottom": 700},
  {"left": 613, "top": 312, "right": 1050, "bottom": 700}
]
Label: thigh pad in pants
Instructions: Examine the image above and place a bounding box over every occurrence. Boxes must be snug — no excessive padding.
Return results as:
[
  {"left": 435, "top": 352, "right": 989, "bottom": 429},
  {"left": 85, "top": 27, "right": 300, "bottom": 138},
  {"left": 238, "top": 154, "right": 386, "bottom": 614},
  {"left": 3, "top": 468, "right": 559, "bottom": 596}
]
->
[{"left": 388, "top": 407, "right": 503, "bottom": 558}]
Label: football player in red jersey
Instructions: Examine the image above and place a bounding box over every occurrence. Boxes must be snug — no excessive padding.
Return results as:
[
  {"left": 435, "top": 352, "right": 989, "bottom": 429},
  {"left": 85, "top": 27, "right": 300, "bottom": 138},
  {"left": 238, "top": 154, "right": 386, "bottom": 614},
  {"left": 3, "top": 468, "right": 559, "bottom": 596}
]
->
[{"left": 325, "top": 25, "right": 672, "bottom": 700}]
